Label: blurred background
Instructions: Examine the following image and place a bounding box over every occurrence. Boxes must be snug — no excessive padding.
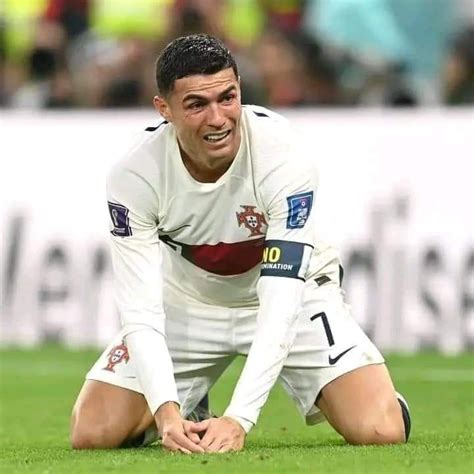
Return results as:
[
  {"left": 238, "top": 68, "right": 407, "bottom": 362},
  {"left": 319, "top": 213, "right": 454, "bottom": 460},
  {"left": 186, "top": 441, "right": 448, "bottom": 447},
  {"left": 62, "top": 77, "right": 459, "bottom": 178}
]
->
[
  {"left": 1, "top": 0, "right": 473, "bottom": 354},
  {"left": 2, "top": 0, "right": 474, "bottom": 109}
]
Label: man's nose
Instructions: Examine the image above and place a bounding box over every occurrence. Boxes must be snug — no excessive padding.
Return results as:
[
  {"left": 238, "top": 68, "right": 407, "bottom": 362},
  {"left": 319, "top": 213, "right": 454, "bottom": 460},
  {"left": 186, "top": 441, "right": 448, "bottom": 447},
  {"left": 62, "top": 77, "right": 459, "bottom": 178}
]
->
[{"left": 207, "top": 103, "right": 226, "bottom": 128}]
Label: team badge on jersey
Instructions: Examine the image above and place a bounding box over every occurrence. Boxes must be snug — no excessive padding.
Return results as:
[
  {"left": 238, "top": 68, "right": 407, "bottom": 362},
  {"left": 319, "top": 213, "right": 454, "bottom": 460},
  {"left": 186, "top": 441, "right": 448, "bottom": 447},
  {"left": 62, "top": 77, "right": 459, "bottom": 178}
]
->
[
  {"left": 286, "top": 192, "right": 313, "bottom": 229},
  {"left": 103, "top": 341, "right": 130, "bottom": 372},
  {"left": 236, "top": 205, "right": 267, "bottom": 237},
  {"left": 108, "top": 202, "right": 132, "bottom": 237}
]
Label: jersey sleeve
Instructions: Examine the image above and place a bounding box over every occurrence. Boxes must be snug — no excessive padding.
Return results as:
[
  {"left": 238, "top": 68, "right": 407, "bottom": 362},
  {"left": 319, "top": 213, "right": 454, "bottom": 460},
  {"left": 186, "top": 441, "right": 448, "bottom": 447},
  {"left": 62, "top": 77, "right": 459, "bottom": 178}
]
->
[
  {"left": 224, "top": 141, "right": 318, "bottom": 431},
  {"left": 107, "top": 163, "right": 179, "bottom": 414}
]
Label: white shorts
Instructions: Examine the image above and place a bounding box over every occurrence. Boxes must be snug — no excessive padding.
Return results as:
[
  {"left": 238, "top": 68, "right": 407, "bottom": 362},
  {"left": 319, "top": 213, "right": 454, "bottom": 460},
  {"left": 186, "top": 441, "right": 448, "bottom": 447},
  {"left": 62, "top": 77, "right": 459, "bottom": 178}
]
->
[{"left": 86, "top": 278, "right": 384, "bottom": 426}]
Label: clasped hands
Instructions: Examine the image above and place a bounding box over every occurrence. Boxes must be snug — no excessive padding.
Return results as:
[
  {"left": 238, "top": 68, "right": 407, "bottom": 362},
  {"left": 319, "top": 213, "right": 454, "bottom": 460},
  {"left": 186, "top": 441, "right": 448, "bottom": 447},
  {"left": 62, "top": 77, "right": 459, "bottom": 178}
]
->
[{"left": 156, "top": 402, "right": 245, "bottom": 454}]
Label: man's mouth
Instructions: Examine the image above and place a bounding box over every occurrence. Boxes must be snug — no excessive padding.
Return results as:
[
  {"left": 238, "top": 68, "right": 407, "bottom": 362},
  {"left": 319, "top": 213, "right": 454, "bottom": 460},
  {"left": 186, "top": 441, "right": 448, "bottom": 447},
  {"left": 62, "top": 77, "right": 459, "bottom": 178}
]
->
[{"left": 203, "top": 130, "right": 231, "bottom": 143}]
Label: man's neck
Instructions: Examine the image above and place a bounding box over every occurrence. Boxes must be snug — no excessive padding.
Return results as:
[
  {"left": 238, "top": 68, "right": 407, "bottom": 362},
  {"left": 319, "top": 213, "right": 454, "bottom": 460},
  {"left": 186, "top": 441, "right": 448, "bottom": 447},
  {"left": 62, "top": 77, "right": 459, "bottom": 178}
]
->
[{"left": 179, "top": 143, "right": 236, "bottom": 183}]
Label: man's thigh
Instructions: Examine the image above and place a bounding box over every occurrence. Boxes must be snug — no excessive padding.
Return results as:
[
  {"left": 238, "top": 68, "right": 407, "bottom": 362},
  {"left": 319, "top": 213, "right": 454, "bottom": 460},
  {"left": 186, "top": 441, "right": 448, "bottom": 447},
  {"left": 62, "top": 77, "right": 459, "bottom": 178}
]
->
[
  {"left": 85, "top": 296, "right": 235, "bottom": 419},
  {"left": 279, "top": 280, "right": 385, "bottom": 424}
]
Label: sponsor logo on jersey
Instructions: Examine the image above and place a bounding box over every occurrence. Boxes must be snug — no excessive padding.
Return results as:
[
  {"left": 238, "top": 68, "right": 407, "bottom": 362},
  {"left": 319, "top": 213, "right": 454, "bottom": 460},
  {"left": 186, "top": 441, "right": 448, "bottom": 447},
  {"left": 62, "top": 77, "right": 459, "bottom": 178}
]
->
[
  {"left": 286, "top": 192, "right": 313, "bottom": 229},
  {"left": 328, "top": 345, "right": 357, "bottom": 365},
  {"left": 236, "top": 205, "right": 267, "bottom": 237},
  {"left": 260, "top": 240, "right": 313, "bottom": 280},
  {"left": 108, "top": 202, "right": 132, "bottom": 237},
  {"left": 103, "top": 341, "right": 130, "bottom": 372}
]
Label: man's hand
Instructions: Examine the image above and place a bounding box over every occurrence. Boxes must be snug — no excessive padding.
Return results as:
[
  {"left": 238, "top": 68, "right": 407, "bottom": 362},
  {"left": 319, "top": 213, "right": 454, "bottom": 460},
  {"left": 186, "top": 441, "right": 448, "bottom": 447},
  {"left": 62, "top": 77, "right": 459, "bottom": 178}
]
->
[
  {"left": 155, "top": 402, "right": 205, "bottom": 454},
  {"left": 195, "top": 416, "right": 246, "bottom": 453}
]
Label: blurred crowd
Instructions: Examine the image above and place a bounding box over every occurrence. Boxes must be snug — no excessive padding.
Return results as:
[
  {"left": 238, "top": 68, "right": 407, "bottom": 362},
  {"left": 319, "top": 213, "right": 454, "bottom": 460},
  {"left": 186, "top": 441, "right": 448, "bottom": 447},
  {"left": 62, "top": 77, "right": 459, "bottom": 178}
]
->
[{"left": 1, "top": 0, "right": 474, "bottom": 109}]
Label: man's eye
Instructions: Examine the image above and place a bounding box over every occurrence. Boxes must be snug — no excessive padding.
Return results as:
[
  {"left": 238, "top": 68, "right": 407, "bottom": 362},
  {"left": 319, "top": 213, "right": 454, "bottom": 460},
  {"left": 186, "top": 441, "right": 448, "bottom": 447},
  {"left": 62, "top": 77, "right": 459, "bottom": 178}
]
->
[
  {"left": 222, "top": 94, "right": 235, "bottom": 103},
  {"left": 189, "top": 102, "right": 204, "bottom": 110}
]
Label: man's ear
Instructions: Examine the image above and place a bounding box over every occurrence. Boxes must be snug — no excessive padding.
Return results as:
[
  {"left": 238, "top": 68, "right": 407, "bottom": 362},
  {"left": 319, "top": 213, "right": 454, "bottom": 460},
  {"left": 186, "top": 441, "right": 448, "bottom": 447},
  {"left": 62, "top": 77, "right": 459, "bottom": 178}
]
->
[{"left": 153, "top": 95, "right": 172, "bottom": 122}]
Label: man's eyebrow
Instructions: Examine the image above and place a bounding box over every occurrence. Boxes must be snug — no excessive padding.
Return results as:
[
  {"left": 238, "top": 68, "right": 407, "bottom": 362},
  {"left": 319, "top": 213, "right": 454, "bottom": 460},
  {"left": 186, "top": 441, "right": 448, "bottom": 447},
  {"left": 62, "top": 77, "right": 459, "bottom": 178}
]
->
[
  {"left": 182, "top": 93, "right": 206, "bottom": 103},
  {"left": 182, "top": 85, "right": 237, "bottom": 103},
  {"left": 217, "top": 85, "right": 237, "bottom": 99}
]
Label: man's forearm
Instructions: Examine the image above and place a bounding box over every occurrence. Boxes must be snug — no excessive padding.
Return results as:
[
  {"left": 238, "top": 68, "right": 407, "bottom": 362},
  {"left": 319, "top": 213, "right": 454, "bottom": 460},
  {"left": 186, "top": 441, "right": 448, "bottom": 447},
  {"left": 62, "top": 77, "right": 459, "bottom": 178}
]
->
[
  {"left": 126, "top": 328, "right": 179, "bottom": 415},
  {"left": 224, "top": 277, "right": 305, "bottom": 431}
]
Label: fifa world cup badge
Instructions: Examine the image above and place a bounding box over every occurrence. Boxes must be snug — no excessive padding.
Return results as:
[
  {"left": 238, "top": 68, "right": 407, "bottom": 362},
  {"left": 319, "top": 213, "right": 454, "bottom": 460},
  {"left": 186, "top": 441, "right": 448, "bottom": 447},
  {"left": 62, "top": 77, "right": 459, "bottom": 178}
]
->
[
  {"left": 286, "top": 192, "right": 313, "bottom": 229},
  {"left": 103, "top": 341, "right": 130, "bottom": 372}
]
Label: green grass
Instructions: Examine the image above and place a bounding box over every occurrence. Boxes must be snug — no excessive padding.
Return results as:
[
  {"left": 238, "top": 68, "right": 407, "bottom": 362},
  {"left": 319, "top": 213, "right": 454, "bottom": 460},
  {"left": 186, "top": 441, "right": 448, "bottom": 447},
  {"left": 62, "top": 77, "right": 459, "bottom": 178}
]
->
[{"left": 1, "top": 348, "right": 473, "bottom": 473}]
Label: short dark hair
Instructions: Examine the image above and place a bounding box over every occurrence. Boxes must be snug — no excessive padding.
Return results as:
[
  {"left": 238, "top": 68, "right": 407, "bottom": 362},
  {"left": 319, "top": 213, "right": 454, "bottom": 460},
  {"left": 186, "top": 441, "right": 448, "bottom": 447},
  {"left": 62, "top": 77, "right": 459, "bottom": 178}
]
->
[{"left": 156, "top": 34, "right": 238, "bottom": 96}]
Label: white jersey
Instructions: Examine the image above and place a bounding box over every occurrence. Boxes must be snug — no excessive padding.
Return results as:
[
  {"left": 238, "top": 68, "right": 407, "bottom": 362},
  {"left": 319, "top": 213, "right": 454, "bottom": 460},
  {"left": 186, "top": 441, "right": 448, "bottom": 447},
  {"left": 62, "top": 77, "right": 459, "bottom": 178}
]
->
[{"left": 106, "top": 105, "right": 340, "bottom": 429}]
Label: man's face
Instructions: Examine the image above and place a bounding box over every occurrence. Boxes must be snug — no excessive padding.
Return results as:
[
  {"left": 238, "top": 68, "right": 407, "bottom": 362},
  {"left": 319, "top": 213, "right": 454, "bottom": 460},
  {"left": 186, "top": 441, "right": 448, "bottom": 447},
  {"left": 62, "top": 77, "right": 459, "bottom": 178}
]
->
[{"left": 154, "top": 68, "right": 242, "bottom": 167}]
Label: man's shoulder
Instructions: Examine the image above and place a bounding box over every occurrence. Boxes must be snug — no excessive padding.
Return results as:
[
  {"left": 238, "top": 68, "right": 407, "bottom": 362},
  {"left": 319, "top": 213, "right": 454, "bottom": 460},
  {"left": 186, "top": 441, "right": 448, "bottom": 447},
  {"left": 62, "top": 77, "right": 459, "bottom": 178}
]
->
[
  {"left": 243, "top": 105, "right": 290, "bottom": 130},
  {"left": 128, "top": 118, "right": 171, "bottom": 163},
  {"left": 243, "top": 105, "right": 298, "bottom": 148},
  {"left": 106, "top": 122, "right": 170, "bottom": 208},
  {"left": 243, "top": 105, "right": 312, "bottom": 170},
  {"left": 109, "top": 120, "right": 171, "bottom": 182}
]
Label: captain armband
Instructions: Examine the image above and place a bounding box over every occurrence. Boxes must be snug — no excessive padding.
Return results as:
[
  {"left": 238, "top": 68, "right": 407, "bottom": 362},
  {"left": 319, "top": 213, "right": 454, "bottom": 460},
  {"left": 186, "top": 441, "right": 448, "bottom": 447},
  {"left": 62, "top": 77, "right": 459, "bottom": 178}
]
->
[{"left": 260, "top": 240, "right": 313, "bottom": 281}]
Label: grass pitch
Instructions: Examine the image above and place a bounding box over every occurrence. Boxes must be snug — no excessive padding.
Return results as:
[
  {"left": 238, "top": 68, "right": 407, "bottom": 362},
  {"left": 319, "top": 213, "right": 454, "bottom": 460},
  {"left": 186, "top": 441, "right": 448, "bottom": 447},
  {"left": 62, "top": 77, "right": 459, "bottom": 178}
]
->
[{"left": 0, "top": 347, "right": 473, "bottom": 474}]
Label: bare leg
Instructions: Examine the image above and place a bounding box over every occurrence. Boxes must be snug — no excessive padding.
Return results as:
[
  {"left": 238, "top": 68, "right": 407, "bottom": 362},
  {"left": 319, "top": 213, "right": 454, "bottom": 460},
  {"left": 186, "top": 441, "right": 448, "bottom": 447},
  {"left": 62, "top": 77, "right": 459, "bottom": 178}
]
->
[
  {"left": 317, "top": 364, "right": 407, "bottom": 445},
  {"left": 70, "top": 380, "right": 154, "bottom": 449}
]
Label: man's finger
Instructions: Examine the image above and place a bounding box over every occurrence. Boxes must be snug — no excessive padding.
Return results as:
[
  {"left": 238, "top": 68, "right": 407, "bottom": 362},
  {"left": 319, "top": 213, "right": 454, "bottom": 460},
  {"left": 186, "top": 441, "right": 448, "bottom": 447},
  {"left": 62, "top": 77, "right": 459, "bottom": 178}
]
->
[
  {"left": 185, "top": 428, "right": 201, "bottom": 444},
  {"left": 164, "top": 439, "right": 191, "bottom": 455},
  {"left": 205, "top": 438, "right": 222, "bottom": 453},
  {"left": 183, "top": 421, "right": 207, "bottom": 435},
  {"left": 192, "top": 419, "right": 210, "bottom": 432},
  {"left": 174, "top": 432, "right": 205, "bottom": 453},
  {"left": 218, "top": 444, "right": 234, "bottom": 453},
  {"left": 162, "top": 438, "right": 179, "bottom": 452},
  {"left": 199, "top": 431, "right": 215, "bottom": 450},
  {"left": 178, "top": 446, "right": 192, "bottom": 455}
]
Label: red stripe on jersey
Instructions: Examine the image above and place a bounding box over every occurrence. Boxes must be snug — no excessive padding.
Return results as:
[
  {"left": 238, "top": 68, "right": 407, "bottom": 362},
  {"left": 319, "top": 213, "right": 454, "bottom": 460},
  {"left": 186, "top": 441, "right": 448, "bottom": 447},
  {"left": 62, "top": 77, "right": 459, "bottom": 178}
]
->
[
  {"left": 159, "top": 234, "right": 265, "bottom": 275},
  {"left": 189, "top": 238, "right": 265, "bottom": 275}
]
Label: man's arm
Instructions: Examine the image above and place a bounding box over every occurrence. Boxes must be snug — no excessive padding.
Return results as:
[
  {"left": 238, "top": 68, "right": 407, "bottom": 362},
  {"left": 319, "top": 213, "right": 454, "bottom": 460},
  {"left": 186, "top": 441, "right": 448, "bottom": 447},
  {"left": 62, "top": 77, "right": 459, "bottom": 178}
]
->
[
  {"left": 201, "top": 148, "right": 318, "bottom": 451},
  {"left": 222, "top": 244, "right": 312, "bottom": 429},
  {"left": 107, "top": 165, "right": 203, "bottom": 453},
  {"left": 198, "top": 274, "right": 309, "bottom": 452}
]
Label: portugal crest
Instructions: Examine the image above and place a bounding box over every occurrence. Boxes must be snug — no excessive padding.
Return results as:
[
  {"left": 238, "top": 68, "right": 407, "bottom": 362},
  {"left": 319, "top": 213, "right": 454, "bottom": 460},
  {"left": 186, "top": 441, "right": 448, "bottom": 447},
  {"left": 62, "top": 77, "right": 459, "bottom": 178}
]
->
[
  {"left": 236, "top": 205, "right": 267, "bottom": 237},
  {"left": 103, "top": 341, "right": 130, "bottom": 372}
]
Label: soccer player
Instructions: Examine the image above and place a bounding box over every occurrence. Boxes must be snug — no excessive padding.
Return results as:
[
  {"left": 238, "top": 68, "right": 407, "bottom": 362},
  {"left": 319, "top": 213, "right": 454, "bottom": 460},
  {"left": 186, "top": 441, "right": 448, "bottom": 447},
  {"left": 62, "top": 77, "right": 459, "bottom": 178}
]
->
[{"left": 70, "top": 34, "right": 411, "bottom": 453}]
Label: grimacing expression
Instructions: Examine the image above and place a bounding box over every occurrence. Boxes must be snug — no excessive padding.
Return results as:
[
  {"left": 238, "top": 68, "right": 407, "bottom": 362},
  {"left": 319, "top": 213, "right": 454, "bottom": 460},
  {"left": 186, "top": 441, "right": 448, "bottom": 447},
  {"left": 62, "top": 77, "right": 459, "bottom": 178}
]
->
[{"left": 154, "top": 68, "right": 242, "bottom": 166}]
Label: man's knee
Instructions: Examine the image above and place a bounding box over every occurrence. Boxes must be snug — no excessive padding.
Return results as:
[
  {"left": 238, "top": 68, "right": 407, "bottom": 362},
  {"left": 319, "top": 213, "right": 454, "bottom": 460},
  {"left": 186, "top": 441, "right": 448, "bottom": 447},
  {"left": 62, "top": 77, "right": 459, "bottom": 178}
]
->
[
  {"left": 70, "top": 406, "right": 121, "bottom": 449},
  {"left": 343, "top": 420, "right": 405, "bottom": 445},
  {"left": 70, "top": 423, "right": 116, "bottom": 449},
  {"left": 70, "top": 380, "right": 152, "bottom": 450},
  {"left": 342, "top": 401, "right": 407, "bottom": 445}
]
